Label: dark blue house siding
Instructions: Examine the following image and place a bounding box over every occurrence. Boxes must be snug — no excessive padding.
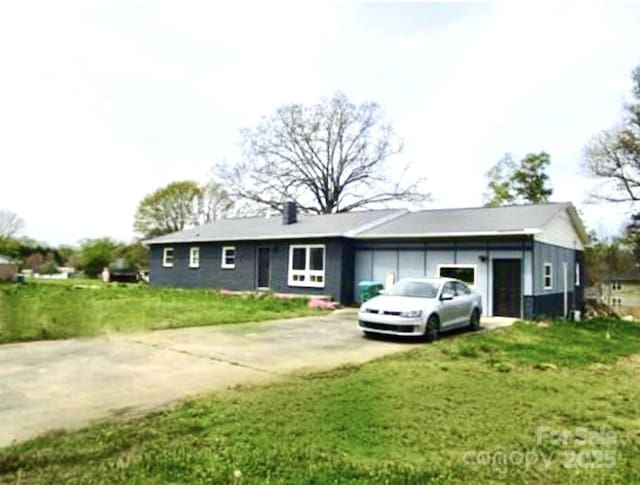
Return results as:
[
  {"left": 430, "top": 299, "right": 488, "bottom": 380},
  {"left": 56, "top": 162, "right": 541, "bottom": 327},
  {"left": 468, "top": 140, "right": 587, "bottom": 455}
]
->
[
  {"left": 575, "top": 250, "right": 585, "bottom": 311},
  {"left": 529, "top": 241, "right": 584, "bottom": 318},
  {"left": 523, "top": 296, "right": 534, "bottom": 320},
  {"left": 149, "top": 236, "right": 584, "bottom": 315},
  {"left": 530, "top": 292, "right": 576, "bottom": 318},
  {"left": 149, "top": 238, "right": 352, "bottom": 302},
  {"left": 149, "top": 242, "right": 258, "bottom": 290}
]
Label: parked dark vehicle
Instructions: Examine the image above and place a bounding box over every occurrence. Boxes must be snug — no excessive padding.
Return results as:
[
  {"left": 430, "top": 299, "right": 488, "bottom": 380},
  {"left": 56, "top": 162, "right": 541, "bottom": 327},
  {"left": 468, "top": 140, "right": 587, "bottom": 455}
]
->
[{"left": 106, "top": 258, "right": 140, "bottom": 283}]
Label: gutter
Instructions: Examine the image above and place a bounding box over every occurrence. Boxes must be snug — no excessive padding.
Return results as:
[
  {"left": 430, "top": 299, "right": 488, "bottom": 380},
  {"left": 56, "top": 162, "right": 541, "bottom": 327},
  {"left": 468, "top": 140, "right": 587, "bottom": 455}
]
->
[
  {"left": 145, "top": 232, "right": 348, "bottom": 244},
  {"left": 146, "top": 228, "right": 542, "bottom": 245}
]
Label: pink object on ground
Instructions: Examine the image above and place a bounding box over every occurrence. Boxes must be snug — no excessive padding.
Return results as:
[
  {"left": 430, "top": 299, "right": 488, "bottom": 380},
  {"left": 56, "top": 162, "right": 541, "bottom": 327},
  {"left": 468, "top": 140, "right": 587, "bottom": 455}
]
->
[{"left": 308, "top": 298, "right": 339, "bottom": 310}]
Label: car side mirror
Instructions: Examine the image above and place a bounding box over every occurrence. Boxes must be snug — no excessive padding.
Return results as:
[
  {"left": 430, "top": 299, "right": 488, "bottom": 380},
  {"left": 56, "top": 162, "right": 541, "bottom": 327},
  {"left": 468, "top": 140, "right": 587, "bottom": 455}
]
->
[{"left": 440, "top": 292, "right": 455, "bottom": 301}]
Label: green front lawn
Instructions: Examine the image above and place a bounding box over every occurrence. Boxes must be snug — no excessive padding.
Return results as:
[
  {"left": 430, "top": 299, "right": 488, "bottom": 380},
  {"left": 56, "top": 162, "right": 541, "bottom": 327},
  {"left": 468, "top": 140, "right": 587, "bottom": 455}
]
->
[
  {"left": 0, "top": 281, "right": 319, "bottom": 344},
  {"left": 1, "top": 319, "right": 638, "bottom": 483}
]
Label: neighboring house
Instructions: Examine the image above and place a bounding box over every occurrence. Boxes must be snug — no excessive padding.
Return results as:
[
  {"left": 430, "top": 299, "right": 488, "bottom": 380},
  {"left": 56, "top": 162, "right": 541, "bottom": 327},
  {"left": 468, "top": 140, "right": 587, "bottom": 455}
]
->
[
  {"left": 145, "top": 202, "right": 588, "bottom": 319},
  {"left": 0, "top": 254, "right": 18, "bottom": 282},
  {"left": 604, "top": 270, "right": 640, "bottom": 308}
]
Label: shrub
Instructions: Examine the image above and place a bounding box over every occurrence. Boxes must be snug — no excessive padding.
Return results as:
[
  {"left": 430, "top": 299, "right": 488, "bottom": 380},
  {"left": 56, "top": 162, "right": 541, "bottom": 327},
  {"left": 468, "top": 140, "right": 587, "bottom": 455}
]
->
[{"left": 38, "top": 261, "right": 59, "bottom": 275}]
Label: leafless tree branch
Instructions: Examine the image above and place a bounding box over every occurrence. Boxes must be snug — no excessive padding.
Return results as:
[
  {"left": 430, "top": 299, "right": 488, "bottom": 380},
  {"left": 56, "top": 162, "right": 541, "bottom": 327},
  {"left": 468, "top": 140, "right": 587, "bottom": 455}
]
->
[
  {"left": 583, "top": 66, "right": 640, "bottom": 204},
  {"left": 215, "top": 92, "right": 429, "bottom": 215},
  {"left": 0, "top": 210, "right": 24, "bottom": 238}
]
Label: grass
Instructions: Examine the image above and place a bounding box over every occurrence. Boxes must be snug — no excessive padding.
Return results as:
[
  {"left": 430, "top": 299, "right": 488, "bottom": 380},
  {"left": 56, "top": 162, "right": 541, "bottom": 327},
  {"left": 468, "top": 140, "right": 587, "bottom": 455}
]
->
[
  {"left": 1, "top": 319, "right": 639, "bottom": 483},
  {"left": 0, "top": 280, "right": 319, "bottom": 344}
]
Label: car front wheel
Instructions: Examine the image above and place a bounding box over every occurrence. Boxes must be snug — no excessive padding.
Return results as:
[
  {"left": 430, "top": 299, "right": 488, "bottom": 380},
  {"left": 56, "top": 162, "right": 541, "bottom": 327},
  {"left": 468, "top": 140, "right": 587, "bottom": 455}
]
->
[
  {"left": 469, "top": 309, "right": 481, "bottom": 331},
  {"left": 424, "top": 314, "right": 440, "bottom": 342}
]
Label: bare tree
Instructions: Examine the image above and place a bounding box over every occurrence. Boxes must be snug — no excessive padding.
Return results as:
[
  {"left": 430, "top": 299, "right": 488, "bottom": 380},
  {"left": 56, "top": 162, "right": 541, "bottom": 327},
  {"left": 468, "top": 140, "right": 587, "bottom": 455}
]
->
[
  {"left": 216, "top": 92, "right": 428, "bottom": 214},
  {"left": 585, "top": 127, "right": 640, "bottom": 202},
  {"left": 0, "top": 209, "right": 24, "bottom": 238},
  {"left": 198, "top": 180, "right": 234, "bottom": 223},
  {"left": 584, "top": 65, "right": 640, "bottom": 202}
]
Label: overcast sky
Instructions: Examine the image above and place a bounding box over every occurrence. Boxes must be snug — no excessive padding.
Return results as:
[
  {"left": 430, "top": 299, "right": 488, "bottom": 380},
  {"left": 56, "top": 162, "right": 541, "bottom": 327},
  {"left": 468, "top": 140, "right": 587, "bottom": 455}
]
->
[{"left": 1, "top": 1, "right": 639, "bottom": 246}]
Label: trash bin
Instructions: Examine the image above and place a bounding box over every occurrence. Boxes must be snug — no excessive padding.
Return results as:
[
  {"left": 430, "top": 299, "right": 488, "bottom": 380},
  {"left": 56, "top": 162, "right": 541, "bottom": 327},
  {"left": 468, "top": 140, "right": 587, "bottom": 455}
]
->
[
  {"left": 15, "top": 274, "right": 25, "bottom": 284},
  {"left": 357, "top": 281, "right": 384, "bottom": 303}
]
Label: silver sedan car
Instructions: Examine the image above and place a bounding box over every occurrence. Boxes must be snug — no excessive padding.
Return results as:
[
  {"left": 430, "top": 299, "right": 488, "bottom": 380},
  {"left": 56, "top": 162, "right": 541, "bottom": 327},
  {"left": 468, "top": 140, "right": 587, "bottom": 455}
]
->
[{"left": 358, "top": 278, "right": 483, "bottom": 339}]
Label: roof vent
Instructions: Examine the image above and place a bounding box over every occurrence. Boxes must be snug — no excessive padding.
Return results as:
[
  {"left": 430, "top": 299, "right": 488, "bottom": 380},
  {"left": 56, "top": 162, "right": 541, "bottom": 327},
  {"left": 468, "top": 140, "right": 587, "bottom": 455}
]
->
[{"left": 283, "top": 201, "right": 297, "bottom": 225}]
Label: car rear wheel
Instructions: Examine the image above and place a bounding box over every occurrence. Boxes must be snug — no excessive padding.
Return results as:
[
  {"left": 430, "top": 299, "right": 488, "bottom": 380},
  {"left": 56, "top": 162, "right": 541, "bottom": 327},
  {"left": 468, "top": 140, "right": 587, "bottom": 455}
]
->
[
  {"left": 469, "top": 309, "right": 481, "bottom": 331},
  {"left": 424, "top": 314, "right": 440, "bottom": 342}
]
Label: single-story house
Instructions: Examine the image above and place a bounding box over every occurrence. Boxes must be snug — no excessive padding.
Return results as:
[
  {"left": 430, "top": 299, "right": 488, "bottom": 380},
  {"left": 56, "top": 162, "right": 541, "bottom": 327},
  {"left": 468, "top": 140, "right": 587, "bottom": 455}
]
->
[
  {"left": 145, "top": 202, "right": 588, "bottom": 319},
  {"left": 0, "top": 254, "right": 18, "bottom": 282}
]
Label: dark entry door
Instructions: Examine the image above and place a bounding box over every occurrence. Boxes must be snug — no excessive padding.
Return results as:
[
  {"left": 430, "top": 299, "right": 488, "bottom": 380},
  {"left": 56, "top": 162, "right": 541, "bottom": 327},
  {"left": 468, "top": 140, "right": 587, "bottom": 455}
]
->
[
  {"left": 492, "top": 259, "right": 521, "bottom": 317},
  {"left": 257, "top": 247, "right": 270, "bottom": 288}
]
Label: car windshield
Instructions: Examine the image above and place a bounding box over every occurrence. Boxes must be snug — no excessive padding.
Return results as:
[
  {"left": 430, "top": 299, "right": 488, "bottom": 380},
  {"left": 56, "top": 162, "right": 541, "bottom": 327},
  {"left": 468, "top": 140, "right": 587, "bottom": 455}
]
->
[{"left": 386, "top": 280, "right": 439, "bottom": 298}]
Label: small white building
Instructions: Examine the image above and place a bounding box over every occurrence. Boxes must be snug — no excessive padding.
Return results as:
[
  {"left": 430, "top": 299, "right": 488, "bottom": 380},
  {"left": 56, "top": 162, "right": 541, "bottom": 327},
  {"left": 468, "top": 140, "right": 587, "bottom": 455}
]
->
[{"left": 0, "top": 254, "right": 18, "bottom": 282}]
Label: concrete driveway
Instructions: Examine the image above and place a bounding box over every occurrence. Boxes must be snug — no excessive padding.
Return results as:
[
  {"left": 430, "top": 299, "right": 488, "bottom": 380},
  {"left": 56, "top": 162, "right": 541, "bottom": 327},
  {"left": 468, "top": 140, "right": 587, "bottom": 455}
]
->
[{"left": 0, "top": 310, "right": 514, "bottom": 447}]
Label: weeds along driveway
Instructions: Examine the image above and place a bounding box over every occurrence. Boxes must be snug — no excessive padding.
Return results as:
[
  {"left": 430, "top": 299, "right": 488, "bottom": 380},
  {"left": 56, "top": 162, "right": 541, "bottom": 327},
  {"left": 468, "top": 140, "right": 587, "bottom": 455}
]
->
[{"left": 0, "top": 310, "right": 513, "bottom": 447}]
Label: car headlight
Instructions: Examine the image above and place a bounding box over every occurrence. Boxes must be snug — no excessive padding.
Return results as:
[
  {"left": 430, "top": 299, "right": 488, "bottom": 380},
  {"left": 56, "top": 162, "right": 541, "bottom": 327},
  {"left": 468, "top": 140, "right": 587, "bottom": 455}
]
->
[{"left": 400, "top": 310, "right": 422, "bottom": 318}]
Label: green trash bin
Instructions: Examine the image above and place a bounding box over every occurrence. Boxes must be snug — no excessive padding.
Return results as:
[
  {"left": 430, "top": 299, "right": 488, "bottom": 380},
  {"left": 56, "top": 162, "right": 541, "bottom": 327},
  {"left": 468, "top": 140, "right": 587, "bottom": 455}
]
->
[{"left": 357, "top": 281, "right": 384, "bottom": 303}]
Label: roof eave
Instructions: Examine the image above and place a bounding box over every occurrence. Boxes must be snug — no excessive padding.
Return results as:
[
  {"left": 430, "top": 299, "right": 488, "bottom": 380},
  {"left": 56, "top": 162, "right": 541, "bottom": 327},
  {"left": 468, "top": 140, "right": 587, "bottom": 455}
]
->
[
  {"left": 565, "top": 204, "right": 590, "bottom": 246},
  {"left": 145, "top": 233, "right": 348, "bottom": 245}
]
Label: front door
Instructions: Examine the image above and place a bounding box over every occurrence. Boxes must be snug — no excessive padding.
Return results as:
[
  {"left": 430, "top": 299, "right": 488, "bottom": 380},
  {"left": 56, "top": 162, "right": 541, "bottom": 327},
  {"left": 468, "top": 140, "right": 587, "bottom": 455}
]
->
[
  {"left": 492, "top": 259, "right": 522, "bottom": 317},
  {"left": 257, "top": 247, "right": 270, "bottom": 288}
]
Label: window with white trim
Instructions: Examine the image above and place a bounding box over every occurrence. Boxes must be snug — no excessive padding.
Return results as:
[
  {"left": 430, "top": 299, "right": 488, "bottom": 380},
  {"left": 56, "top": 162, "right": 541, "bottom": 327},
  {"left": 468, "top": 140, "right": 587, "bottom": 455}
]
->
[
  {"left": 437, "top": 264, "right": 476, "bottom": 286},
  {"left": 162, "top": 247, "right": 174, "bottom": 268},
  {"left": 544, "top": 263, "right": 553, "bottom": 290},
  {"left": 575, "top": 262, "right": 580, "bottom": 286},
  {"left": 221, "top": 246, "right": 236, "bottom": 269},
  {"left": 189, "top": 247, "right": 200, "bottom": 268},
  {"left": 288, "top": 245, "right": 325, "bottom": 287}
]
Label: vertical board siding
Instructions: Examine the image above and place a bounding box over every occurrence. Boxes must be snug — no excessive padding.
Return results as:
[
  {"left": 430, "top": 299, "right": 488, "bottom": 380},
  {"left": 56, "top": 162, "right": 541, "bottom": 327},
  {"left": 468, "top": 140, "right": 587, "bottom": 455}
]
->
[
  {"left": 354, "top": 250, "right": 373, "bottom": 284},
  {"left": 372, "top": 250, "right": 397, "bottom": 283},
  {"left": 398, "top": 251, "right": 425, "bottom": 280},
  {"left": 425, "top": 250, "right": 456, "bottom": 278},
  {"left": 352, "top": 238, "right": 534, "bottom": 314},
  {"left": 533, "top": 241, "right": 577, "bottom": 295},
  {"left": 531, "top": 241, "right": 585, "bottom": 317}
]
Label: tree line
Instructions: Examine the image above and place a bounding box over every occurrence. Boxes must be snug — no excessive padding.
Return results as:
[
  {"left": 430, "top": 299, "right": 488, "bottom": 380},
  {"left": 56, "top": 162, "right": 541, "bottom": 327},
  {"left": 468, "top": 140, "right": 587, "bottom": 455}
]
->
[{"left": 0, "top": 212, "right": 148, "bottom": 278}]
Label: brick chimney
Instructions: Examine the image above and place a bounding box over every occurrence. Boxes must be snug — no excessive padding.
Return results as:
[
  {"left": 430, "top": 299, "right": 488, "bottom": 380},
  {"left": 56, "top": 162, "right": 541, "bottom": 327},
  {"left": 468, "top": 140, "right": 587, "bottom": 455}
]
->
[{"left": 283, "top": 201, "right": 297, "bottom": 225}]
